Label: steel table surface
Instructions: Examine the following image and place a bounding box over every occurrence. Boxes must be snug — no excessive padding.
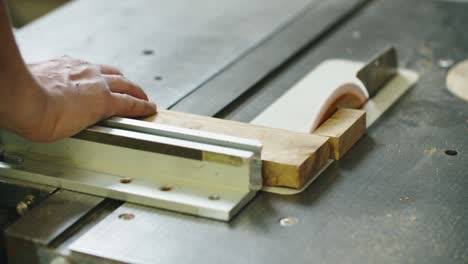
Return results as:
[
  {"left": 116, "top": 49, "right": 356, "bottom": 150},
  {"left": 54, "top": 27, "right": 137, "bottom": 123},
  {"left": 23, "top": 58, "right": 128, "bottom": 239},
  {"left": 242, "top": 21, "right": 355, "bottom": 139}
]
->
[{"left": 3, "top": 0, "right": 468, "bottom": 263}]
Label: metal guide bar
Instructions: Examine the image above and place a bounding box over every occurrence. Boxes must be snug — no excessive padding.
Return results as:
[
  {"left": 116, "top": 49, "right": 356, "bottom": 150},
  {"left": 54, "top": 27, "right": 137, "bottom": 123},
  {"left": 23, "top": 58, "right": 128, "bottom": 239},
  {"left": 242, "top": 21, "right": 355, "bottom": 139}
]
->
[
  {"left": 96, "top": 117, "right": 263, "bottom": 190},
  {"left": 100, "top": 117, "right": 263, "bottom": 155},
  {"left": 0, "top": 124, "right": 263, "bottom": 221}
]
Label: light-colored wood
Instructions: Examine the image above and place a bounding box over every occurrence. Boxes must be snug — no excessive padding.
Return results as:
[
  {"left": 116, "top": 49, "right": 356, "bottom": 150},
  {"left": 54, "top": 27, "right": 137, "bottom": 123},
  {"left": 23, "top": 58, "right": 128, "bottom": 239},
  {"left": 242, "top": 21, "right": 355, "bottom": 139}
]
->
[
  {"left": 145, "top": 110, "right": 330, "bottom": 189},
  {"left": 314, "top": 108, "right": 366, "bottom": 160},
  {"left": 251, "top": 60, "right": 368, "bottom": 133},
  {"left": 446, "top": 59, "right": 468, "bottom": 102}
]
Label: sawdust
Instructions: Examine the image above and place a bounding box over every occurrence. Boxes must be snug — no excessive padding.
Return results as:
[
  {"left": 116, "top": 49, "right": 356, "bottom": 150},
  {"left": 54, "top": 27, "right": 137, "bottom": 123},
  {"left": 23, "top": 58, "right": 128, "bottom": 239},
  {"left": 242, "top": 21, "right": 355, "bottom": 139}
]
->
[{"left": 424, "top": 147, "right": 437, "bottom": 155}]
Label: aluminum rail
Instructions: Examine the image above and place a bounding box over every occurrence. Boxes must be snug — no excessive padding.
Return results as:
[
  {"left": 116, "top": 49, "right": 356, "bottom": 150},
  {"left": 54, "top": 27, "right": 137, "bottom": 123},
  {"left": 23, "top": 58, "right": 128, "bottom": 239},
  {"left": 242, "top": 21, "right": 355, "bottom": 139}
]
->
[{"left": 0, "top": 119, "right": 262, "bottom": 221}]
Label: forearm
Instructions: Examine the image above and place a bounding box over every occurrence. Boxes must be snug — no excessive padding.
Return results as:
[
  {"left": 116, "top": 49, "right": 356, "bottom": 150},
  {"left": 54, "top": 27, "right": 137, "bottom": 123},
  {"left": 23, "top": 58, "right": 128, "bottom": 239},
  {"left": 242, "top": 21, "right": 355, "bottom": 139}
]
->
[{"left": 0, "top": 0, "right": 46, "bottom": 136}]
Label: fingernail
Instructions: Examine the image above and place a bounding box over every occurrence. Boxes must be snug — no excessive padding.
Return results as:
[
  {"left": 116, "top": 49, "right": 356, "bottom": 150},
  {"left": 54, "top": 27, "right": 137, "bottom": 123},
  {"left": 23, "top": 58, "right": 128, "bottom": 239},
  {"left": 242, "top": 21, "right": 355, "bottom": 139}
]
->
[{"left": 149, "top": 102, "right": 157, "bottom": 112}]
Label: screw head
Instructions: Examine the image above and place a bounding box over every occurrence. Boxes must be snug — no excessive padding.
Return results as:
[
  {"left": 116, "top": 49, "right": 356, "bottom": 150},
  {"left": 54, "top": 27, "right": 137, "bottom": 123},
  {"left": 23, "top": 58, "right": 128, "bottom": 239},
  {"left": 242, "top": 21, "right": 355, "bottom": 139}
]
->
[
  {"left": 120, "top": 178, "right": 133, "bottom": 184},
  {"left": 159, "top": 185, "right": 173, "bottom": 191},
  {"left": 351, "top": 30, "right": 361, "bottom": 39},
  {"left": 16, "top": 201, "right": 29, "bottom": 216},
  {"left": 16, "top": 195, "right": 36, "bottom": 216},
  {"left": 438, "top": 58, "right": 454, "bottom": 69},
  {"left": 279, "top": 216, "right": 299, "bottom": 227},
  {"left": 119, "top": 213, "right": 135, "bottom": 220},
  {"left": 208, "top": 195, "right": 220, "bottom": 201}
]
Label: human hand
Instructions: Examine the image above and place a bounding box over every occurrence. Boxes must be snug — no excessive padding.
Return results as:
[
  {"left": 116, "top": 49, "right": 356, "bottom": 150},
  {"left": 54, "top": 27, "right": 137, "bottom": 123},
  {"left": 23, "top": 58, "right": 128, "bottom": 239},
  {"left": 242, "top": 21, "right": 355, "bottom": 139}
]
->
[{"left": 22, "top": 56, "right": 156, "bottom": 142}]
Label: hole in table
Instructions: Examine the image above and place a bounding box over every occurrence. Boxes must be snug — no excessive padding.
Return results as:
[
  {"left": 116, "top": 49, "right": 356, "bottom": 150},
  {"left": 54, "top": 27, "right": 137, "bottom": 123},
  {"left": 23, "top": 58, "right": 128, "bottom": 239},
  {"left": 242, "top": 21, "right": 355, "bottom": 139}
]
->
[
  {"left": 208, "top": 195, "right": 220, "bottom": 201},
  {"left": 120, "top": 178, "right": 133, "bottom": 184},
  {"left": 119, "top": 213, "right": 135, "bottom": 220},
  {"left": 160, "top": 185, "right": 173, "bottom": 191},
  {"left": 142, "top": 49, "right": 154, "bottom": 55},
  {"left": 444, "top": 150, "right": 458, "bottom": 156},
  {"left": 154, "top": 76, "right": 163, "bottom": 81}
]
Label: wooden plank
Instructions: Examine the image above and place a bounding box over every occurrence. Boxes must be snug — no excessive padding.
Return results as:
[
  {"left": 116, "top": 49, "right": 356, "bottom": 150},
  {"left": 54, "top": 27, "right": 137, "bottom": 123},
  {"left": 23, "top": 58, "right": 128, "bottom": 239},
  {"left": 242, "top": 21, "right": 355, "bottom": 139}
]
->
[
  {"left": 145, "top": 110, "right": 330, "bottom": 189},
  {"left": 250, "top": 60, "right": 368, "bottom": 133},
  {"left": 446, "top": 59, "right": 468, "bottom": 102},
  {"left": 313, "top": 108, "right": 366, "bottom": 160}
]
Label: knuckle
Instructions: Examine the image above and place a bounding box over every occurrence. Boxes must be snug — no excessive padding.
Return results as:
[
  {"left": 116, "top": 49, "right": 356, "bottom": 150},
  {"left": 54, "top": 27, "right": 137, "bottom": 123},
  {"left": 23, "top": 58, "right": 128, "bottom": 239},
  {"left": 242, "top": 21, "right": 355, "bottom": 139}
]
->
[
  {"left": 75, "top": 58, "right": 89, "bottom": 65},
  {"left": 128, "top": 97, "right": 138, "bottom": 111},
  {"left": 58, "top": 55, "right": 72, "bottom": 61},
  {"left": 69, "top": 65, "right": 100, "bottom": 80},
  {"left": 102, "top": 88, "right": 113, "bottom": 98}
]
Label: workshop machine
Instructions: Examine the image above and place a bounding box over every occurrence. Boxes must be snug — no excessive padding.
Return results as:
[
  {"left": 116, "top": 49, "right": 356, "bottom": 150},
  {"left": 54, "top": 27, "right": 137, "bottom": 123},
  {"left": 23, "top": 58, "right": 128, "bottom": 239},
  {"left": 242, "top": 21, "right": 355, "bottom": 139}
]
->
[{"left": 1, "top": 0, "right": 467, "bottom": 263}]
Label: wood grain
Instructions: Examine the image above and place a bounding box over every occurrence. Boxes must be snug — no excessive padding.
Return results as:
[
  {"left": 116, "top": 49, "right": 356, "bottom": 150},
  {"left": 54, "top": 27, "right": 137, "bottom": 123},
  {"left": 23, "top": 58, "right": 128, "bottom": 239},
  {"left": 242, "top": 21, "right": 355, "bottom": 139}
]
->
[
  {"left": 313, "top": 108, "right": 366, "bottom": 160},
  {"left": 145, "top": 110, "right": 330, "bottom": 189}
]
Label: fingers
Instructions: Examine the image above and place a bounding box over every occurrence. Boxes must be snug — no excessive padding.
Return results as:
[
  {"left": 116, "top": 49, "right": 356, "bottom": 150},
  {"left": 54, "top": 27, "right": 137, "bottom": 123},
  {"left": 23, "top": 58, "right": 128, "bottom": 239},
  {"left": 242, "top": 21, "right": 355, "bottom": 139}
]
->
[
  {"left": 110, "top": 93, "right": 157, "bottom": 117},
  {"left": 104, "top": 75, "right": 149, "bottom": 100},
  {"left": 99, "top": 64, "right": 123, "bottom": 75}
]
